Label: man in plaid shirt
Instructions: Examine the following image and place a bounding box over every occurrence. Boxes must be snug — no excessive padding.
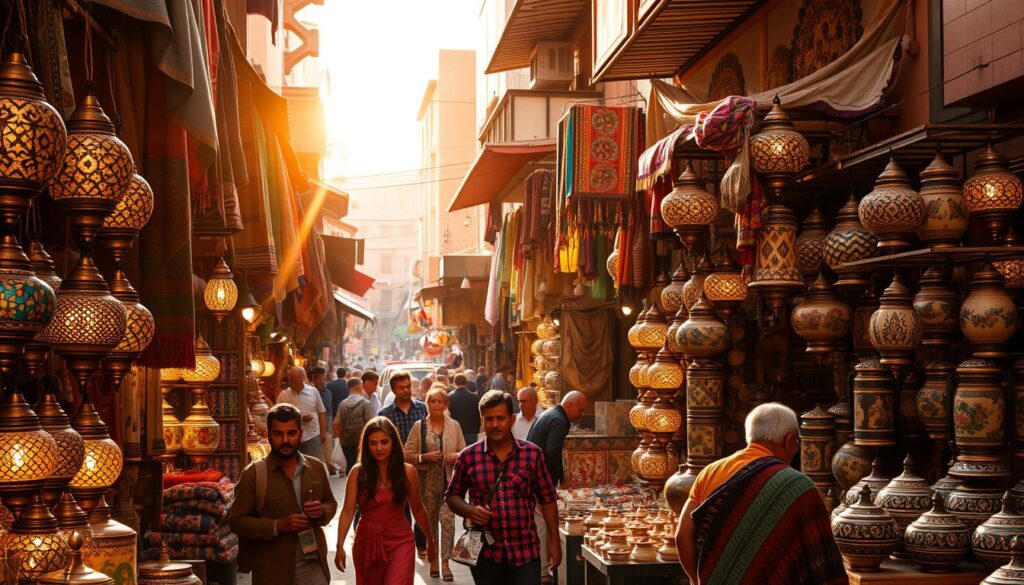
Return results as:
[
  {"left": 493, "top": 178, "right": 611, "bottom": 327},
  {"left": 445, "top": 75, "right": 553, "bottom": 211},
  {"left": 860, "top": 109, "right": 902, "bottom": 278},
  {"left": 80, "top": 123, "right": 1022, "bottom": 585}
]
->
[{"left": 445, "top": 390, "right": 562, "bottom": 584}]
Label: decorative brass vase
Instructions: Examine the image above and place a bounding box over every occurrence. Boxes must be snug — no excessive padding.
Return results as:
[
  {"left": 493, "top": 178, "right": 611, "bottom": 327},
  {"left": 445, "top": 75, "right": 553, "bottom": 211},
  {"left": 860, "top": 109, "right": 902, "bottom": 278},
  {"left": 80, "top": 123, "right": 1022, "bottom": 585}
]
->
[
  {"left": 904, "top": 493, "right": 970, "bottom": 573},
  {"left": 823, "top": 194, "right": 878, "bottom": 291},
  {"left": 682, "top": 251, "right": 714, "bottom": 311},
  {"left": 913, "top": 265, "right": 960, "bottom": 346},
  {"left": 974, "top": 492, "right": 1024, "bottom": 569},
  {"left": 960, "top": 262, "right": 1018, "bottom": 359},
  {"left": 951, "top": 358, "right": 1008, "bottom": 479},
  {"left": 859, "top": 157, "right": 925, "bottom": 252},
  {"left": 832, "top": 485, "right": 900, "bottom": 572},
  {"left": 918, "top": 151, "right": 967, "bottom": 248},
  {"left": 868, "top": 273, "right": 922, "bottom": 379}
]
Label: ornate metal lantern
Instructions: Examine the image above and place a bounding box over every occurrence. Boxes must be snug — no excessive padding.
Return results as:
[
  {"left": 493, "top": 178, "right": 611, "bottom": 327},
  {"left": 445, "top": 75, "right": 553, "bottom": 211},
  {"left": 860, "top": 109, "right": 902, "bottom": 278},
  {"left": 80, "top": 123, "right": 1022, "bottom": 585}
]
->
[
  {"left": 963, "top": 144, "right": 1024, "bottom": 242},
  {"left": 203, "top": 257, "right": 238, "bottom": 321},
  {"left": 661, "top": 163, "right": 719, "bottom": 251}
]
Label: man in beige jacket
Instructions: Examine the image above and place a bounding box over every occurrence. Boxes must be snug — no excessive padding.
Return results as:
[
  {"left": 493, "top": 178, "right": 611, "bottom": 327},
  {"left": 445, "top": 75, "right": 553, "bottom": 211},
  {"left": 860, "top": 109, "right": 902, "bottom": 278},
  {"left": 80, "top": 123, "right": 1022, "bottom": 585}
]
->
[{"left": 229, "top": 403, "right": 337, "bottom": 585}]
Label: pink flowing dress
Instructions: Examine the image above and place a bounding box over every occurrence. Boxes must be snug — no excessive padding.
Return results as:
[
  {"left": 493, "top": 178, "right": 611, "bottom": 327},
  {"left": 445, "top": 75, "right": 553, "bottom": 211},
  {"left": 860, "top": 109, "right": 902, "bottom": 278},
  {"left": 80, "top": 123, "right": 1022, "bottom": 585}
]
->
[{"left": 353, "top": 488, "right": 415, "bottom": 585}]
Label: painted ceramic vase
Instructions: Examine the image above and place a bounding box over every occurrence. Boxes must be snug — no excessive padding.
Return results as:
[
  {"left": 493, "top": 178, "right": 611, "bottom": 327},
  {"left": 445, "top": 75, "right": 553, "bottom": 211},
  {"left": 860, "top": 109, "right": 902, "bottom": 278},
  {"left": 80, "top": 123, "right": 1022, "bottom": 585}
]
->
[
  {"left": 663, "top": 465, "right": 696, "bottom": 514},
  {"left": 904, "top": 493, "right": 971, "bottom": 573},
  {"left": 869, "top": 273, "right": 922, "bottom": 379},
  {"left": 947, "top": 484, "right": 1003, "bottom": 530},
  {"left": 875, "top": 455, "right": 933, "bottom": 538},
  {"left": 913, "top": 265, "right": 960, "bottom": 346},
  {"left": 791, "top": 272, "right": 852, "bottom": 356},
  {"left": 960, "top": 262, "right": 1018, "bottom": 358},
  {"left": 934, "top": 469, "right": 965, "bottom": 508},
  {"left": 981, "top": 537, "right": 1024, "bottom": 584},
  {"left": 823, "top": 194, "right": 878, "bottom": 291},
  {"left": 974, "top": 492, "right": 1024, "bottom": 569},
  {"left": 845, "top": 458, "right": 892, "bottom": 506},
  {"left": 796, "top": 206, "right": 830, "bottom": 281},
  {"left": 916, "top": 357, "right": 955, "bottom": 443},
  {"left": 799, "top": 405, "right": 837, "bottom": 496},
  {"left": 83, "top": 497, "right": 137, "bottom": 585},
  {"left": 951, "top": 358, "right": 1008, "bottom": 479},
  {"left": 832, "top": 484, "right": 900, "bottom": 572},
  {"left": 832, "top": 441, "right": 874, "bottom": 490},
  {"left": 682, "top": 251, "right": 714, "bottom": 311},
  {"left": 832, "top": 492, "right": 849, "bottom": 521},
  {"left": 853, "top": 358, "right": 896, "bottom": 447},
  {"left": 676, "top": 294, "right": 728, "bottom": 358},
  {"left": 859, "top": 157, "right": 925, "bottom": 251},
  {"left": 918, "top": 151, "right": 967, "bottom": 247}
]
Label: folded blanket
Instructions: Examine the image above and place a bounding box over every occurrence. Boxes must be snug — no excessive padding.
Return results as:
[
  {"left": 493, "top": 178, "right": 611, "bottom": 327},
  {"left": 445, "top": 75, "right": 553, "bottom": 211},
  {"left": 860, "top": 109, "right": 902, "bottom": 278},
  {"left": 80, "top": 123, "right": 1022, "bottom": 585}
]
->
[
  {"left": 165, "top": 500, "right": 228, "bottom": 519},
  {"left": 145, "top": 528, "right": 234, "bottom": 549},
  {"left": 158, "top": 512, "right": 223, "bottom": 534},
  {"left": 163, "top": 470, "right": 224, "bottom": 489},
  {"left": 142, "top": 542, "right": 239, "bottom": 564},
  {"left": 163, "top": 479, "right": 234, "bottom": 505}
]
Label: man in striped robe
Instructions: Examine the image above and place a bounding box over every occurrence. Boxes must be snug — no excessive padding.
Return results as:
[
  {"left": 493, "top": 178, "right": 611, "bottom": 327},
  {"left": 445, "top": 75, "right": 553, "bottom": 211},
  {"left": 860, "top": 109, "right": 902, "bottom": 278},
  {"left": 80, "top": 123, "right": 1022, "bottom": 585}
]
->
[{"left": 674, "top": 403, "right": 848, "bottom": 585}]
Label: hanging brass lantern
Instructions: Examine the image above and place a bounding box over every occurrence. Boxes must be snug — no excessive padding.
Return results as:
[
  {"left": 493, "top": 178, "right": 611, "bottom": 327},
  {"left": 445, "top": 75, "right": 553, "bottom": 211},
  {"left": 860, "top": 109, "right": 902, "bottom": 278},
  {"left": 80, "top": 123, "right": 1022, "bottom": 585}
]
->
[
  {"left": 634, "top": 304, "right": 668, "bottom": 352},
  {"left": 23, "top": 241, "right": 61, "bottom": 376},
  {"left": 960, "top": 262, "right": 1019, "bottom": 359},
  {"left": 1, "top": 493, "right": 70, "bottom": 581},
  {"left": 35, "top": 384, "right": 85, "bottom": 507},
  {"left": 703, "top": 252, "right": 747, "bottom": 323},
  {"left": 913, "top": 265, "right": 960, "bottom": 347},
  {"left": 682, "top": 250, "right": 714, "bottom": 311},
  {"left": 181, "top": 335, "right": 222, "bottom": 385},
  {"left": 823, "top": 194, "right": 878, "bottom": 292},
  {"left": 868, "top": 273, "right": 922, "bottom": 379},
  {"left": 103, "top": 267, "right": 154, "bottom": 390},
  {"left": 181, "top": 337, "right": 222, "bottom": 468},
  {"left": 69, "top": 396, "right": 123, "bottom": 515},
  {"left": 0, "top": 387, "right": 59, "bottom": 519},
  {"left": 749, "top": 96, "right": 810, "bottom": 196},
  {"left": 660, "top": 163, "right": 719, "bottom": 251},
  {"left": 918, "top": 151, "right": 967, "bottom": 248},
  {"left": 203, "top": 257, "right": 238, "bottom": 321},
  {"left": 994, "top": 229, "right": 1024, "bottom": 293},
  {"left": 963, "top": 144, "right": 1024, "bottom": 242},
  {"left": 791, "top": 272, "right": 852, "bottom": 357},
  {"left": 99, "top": 171, "right": 153, "bottom": 245},
  {"left": 858, "top": 158, "right": 925, "bottom": 252},
  {"left": 796, "top": 206, "right": 829, "bottom": 282},
  {"left": 0, "top": 226, "right": 56, "bottom": 371},
  {"left": 660, "top": 259, "right": 689, "bottom": 316}
]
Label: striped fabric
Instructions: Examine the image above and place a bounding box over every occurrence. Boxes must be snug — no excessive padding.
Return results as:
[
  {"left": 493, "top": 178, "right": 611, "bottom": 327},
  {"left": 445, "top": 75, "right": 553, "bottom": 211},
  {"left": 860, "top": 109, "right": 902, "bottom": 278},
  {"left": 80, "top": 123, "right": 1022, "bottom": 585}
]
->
[{"left": 692, "top": 457, "right": 848, "bottom": 585}]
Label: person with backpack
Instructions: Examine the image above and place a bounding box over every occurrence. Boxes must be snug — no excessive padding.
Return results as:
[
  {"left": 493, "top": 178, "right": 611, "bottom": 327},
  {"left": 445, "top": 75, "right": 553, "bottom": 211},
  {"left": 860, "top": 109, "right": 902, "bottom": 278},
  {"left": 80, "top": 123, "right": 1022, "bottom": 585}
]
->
[
  {"left": 334, "top": 378, "right": 375, "bottom": 473},
  {"left": 228, "top": 403, "right": 337, "bottom": 585}
]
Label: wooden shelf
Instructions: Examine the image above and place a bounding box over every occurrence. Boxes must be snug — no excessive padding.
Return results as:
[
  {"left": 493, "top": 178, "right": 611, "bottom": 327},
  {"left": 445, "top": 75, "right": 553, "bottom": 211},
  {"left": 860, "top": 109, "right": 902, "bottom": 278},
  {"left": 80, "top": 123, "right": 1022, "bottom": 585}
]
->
[
  {"left": 838, "top": 246, "right": 1024, "bottom": 271},
  {"left": 847, "top": 559, "right": 987, "bottom": 584}
]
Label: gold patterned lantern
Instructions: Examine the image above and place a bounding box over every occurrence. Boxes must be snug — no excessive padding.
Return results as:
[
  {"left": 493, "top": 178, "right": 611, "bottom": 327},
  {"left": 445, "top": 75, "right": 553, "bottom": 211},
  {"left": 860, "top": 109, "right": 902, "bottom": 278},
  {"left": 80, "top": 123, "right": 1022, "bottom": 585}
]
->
[
  {"left": 868, "top": 273, "right": 922, "bottom": 379},
  {"left": 203, "top": 257, "right": 238, "bottom": 322},
  {"left": 103, "top": 269, "right": 154, "bottom": 391},
  {"left": 995, "top": 229, "right": 1024, "bottom": 292},
  {"left": 35, "top": 384, "right": 85, "bottom": 506},
  {"left": 259, "top": 359, "right": 275, "bottom": 379},
  {"left": 750, "top": 96, "right": 810, "bottom": 195},
  {"left": 69, "top": 397, "right": 123, "bottom": 514},
  {"left": 100, "top": 171, "right": 153, "bottom": 240},
  {"left": 24, "top": 241, "right": 60, "bottom": 376},
  {"left": 635, "top": 305, "right": 668, "bottom": 351},
  {"left": 747, "top": 201, "right": 805, "bottom": 314},
  {"left": 918, "top": 151, "right": 968, "bottom": 248},
  {"left": 791, "top": 272, "right": 852, "bottom": 357},
  {"left": 960, "top": 262, "right": 1019, "bottom": 359},
  {"left": 536, "top": 315, "right": 558, "bottom": 340},
  {"left": 2, "top": 493, "right": 70, "bottom": 581},
  {"left": 661, "top": 260, "right": 689, "bottom": 316},
  {"left": 647, "top": 343, "right": 684, "bottom": 391},
  {"left": 796, "top": 206, "right": 829, "bottom": 282},
  {"left": 963, "top": 144, "right": 1024, "bottom": 242},
  {"left": 823, "top": 195, "right": 879, "bottom": 291},
  {"left": 530, "top": 337, "right": 545, "bottom": 356},
  {"left": 913, "top": 265, "right": 960, "bottom": 347},
  {"left": 683, "top": 250, "right": 714, "bottom": 311},
  {"left": 0, "top": 388, "right": 59, "bottom": 518},
  {"left": 661, "top": 163, "right": 718, "bottom": 251},
  {"left": 858, "top": 158, "right": 925, "bottom": 252},
  {"left": 182, "top": 335, "right": 221, "bottom": 384},
  {"left": 704, "top": 253, "right": 747, "bottom": 322}
]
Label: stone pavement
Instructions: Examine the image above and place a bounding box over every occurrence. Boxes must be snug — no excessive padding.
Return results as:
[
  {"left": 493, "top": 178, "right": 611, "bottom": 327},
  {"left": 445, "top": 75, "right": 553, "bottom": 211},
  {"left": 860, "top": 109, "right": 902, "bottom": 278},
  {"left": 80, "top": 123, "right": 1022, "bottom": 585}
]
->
[{"left": 236, "top": 473, "right": 474, "bottom": 584}]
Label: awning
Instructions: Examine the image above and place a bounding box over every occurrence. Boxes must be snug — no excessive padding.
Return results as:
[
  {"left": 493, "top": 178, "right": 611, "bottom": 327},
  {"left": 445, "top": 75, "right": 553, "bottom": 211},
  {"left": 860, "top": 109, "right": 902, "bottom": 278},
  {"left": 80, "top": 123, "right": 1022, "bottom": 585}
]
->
[
  {"left": 305, "top": 181, "right": 350, "bottom": 218},
  {"left": 593, "top": 0, "right": 763, "bottom": 82},
  {"left": 487, "top": 0, "right": 589, "bottom": 74},
  {"left": 323, "top": 240, "right": 374, "bottom": 297},
  {"left": 334, "top": 289, "right": 375, "bottom": 323},
  {"left": 322, "top": 235, "right": 364, "bottom": 266},
  {"left": 415, "top": 285, "right": 446, "bottom": 303},
  {"left": 447, "top": 141, "right": 556, "bottom": 212}
]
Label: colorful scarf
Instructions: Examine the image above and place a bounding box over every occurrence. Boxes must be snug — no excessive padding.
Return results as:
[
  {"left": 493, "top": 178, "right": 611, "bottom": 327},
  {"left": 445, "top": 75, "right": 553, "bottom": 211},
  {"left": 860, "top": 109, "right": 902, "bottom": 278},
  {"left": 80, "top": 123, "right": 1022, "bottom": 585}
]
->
[{"left": 692, "top": 457, "right": 848, "bottom": 585}]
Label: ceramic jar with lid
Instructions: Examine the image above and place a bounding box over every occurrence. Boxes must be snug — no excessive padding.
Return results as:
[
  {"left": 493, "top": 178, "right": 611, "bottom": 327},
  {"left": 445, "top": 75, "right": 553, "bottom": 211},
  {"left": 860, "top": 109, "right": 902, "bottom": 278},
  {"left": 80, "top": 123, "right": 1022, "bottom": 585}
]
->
[
  {"left": 917, "top": 151, "right": 967, "bottom": 247},
  {"left": 799, "top": 405, "right": 837, "bottom": 496},
  {"left": 845, "top": 458, "right": 892, "bottom": 505},
  {"left": 602, "top": 529, "right": 631, "bottom": 562},
  {"left": 869, "top": 273, "right": 922, "bottom": 380},
  {"left": 137, "top": 548, "right": 201, "bottom": 585},
  {"left": 852, "top": 358, "right": 896, "bottom": 447},
  {"left": 676, "top": 294, "right": 728, "bottom": 357},
  {"left": 982, "top": 536, "right": 1024, "bottom": 585},
  {"left": 913, "top": 265, "right": 960, "bottom": 346},
  {"left": 823, "top": 194, "right": 878, "bottom": 291},
  {"left": 960, "top": 262, "right": 1019, "bottom": 358},
  {"left": 658, "top": 533, "right": 680, "bottom": 562},
  {"left": 934, "top": 465, "right": 965, "bottom": 507},
  {"left": 859, "top": 157, "right": 925, "bottom": 251},
  {"left": 832, "top": 441, "right": 874, "bottom": 490},
  {"left": 951, "top": 358, "right": 1008, "bottom": 479},
  {"left": 875, "top": 455, "right": 933, "bottom": 538},
  {"left": 947, "top": 483, "right": 1003, "bottom": 530},
  {"left": 974, "top": 492, "right": 1024, "bottom": 569},
  {"left": 791, "top": 272, "right": 852, "bottom": 357},
  {"left": 584, "top": 505, "right": 609, "bottom": 531},
  {"left": 903, "top": 493, "right": 971, "bottom": 573},
  {"left": 832, "top": 485, "right": 901, "bottom": 572}
]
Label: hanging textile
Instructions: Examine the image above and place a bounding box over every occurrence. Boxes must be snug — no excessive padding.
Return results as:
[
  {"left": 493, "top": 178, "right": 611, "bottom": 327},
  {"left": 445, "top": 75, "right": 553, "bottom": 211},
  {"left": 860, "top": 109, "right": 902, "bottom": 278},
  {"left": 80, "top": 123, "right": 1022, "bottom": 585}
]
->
[
  {"left": 26, "top": 0, "right": 75, "bottom": 116},
  {"left": 561, "top": 305, "right": 615, "bottom": 399},
  {"left": 247, "top": 0, "right": 279, "bottom": 36},
  {"left": 485, "top": 232, "right": 502, "bottom": 325},
  {"left": 232, "top": 78, "right": 278, "bottom": 276}
]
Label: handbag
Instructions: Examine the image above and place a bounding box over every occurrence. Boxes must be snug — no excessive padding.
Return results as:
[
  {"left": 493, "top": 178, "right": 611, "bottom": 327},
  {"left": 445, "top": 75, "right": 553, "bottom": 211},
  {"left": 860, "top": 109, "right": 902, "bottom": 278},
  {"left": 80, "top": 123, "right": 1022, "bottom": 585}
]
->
[
  {"left": 451, "top": 458, "right": 509, "bottom": 567},
  {"left": 415, "top": 418, "right": 444, "bottom": 472}
]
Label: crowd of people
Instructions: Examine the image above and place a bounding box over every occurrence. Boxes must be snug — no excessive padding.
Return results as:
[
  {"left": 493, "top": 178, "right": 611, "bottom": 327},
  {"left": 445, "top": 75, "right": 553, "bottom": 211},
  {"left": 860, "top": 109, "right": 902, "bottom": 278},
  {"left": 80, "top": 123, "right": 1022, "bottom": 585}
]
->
[{"left": 229, "top": 363, "right": 847, "bottom": 585}]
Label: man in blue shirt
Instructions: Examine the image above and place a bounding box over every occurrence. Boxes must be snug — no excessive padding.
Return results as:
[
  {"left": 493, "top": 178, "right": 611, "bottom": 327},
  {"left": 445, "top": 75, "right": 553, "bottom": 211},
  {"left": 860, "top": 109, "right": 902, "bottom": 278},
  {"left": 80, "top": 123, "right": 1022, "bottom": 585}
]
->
[
  {"left": 325, "top": 367, "right": 349, "bottom": 416},
  {"left": 377, "top": 370, "right": 427, "bottom": 443},
  {"left": 448, "top": 374, "right": 481, "bottom": 444}
]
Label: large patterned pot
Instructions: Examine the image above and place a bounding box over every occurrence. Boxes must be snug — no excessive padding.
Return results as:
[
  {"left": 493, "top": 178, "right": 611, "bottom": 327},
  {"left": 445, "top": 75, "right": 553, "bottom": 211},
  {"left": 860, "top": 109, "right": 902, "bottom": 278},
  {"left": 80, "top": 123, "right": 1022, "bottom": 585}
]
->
[
  {"left": 934, "top": 468, "right": 965, "bottom": 507},
  {"left": 858, "top": 157, "right": 925, "bottom": 251},
  {"left": 832, "top": 441, "right": 874, "bottom": 490},
  {"left": 904, "top": 493, "right": 971, "bottom": 573},
  {"left": 796, "top": 206, "right": 830, "bottom": 281},
  {"left": 981, "top": 537, "right": 1024, "bottom": 584},
  {"left": 960, "top": 262, "right": 1018, "bottom": 358},
  {"left": 791, "top": 272, "right": 852, "bottom": 356},
  {"left": 845, "top": 457, "right": 892, "bottom": 505},
  {"left": 869, "top": 273, "right": 922, "bottom": 379},
  {"left": 875, "top": 455, "right": 933, "bottom": 539},
  {"left": 951, "top": 358, "right": 1008, "bottom": 479},
  {"left": 918, "top": 151, "right": 967, "bottom": 248},
  {"left": 916, "top": 357, "right": 955, "bottom": 443},
  {"left": 974, "top": 492, "right": 1024, "bottom": 569},
  {"left": 853, "top": 358, "right": 896, "bottom": 447},
  {"left": 947, "top": 483, "right": 1003, "bottom": 530},
  {"left": 832, "top": 484, "right": 900, "bottom": 572},
  {"left": 913, "top": 265, "right": 960, "bottom": 346},
  {"left": 675, "top": 294, "right": 728, "bottom": 358},
  {"left": 823, "top": 194, "right": 878, "bottom": 291}
]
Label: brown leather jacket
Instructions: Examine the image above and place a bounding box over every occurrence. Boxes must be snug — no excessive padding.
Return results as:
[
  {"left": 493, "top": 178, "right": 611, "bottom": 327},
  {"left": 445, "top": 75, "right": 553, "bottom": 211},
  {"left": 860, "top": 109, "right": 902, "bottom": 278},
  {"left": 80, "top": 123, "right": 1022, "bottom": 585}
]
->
[{"left": 228, "top": 452, "right": 337, "bottom": 585}]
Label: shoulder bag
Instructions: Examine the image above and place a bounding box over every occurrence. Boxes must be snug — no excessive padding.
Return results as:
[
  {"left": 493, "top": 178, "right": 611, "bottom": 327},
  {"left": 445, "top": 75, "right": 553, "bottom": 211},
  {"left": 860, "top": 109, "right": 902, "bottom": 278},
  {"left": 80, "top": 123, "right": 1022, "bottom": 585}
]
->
[{"left": 451, "top": 458, "right": 509, "bottom": 567}]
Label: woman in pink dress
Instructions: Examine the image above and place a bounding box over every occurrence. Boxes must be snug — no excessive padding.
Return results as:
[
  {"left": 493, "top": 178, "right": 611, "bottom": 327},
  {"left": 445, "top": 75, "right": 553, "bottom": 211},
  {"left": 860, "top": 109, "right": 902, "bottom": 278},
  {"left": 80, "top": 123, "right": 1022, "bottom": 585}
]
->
[{"left": 336, "top": 416, "right": 436, "bottom": 584}]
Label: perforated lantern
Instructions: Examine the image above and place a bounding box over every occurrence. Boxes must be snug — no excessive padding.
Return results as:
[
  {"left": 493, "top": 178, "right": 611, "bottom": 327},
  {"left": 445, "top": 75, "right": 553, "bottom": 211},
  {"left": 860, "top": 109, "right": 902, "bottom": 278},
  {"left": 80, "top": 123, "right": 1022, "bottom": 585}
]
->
[
  {"left": 963, "top": 144, "right": 1024, "bottom": 242},
  {"left": 0, "top": 389, "right": 59, "bottom": 517},
  {"left": 69, "top": 398, "right": 123, "bottom": 515},
  {"left": 182, "top": 335, "right": 222, "bottom": 384},
  {"left": 661, "top": 163, "right": 718, "bottom": 251},
  {"left": 682, "top": 251, "right": 714, "bottom": 311},
  {"left": 103, "top": 267, "right": 154, "bottom": 390},
  {"left": 859, "top": 158, "right": 925, "bottom": 252},
  {"left": 1, "top": 493, "right": 69, "bottom": 581},
  {"left": 703, "top": 253, "right": 747, "bottom": 322},
  {"left": 749, "top": 97, "right": 810, "bottom": 197},
  {"left": 203, "top": 257, "right": 238, "bottom": 321},
  {"left": 34, "top": 385, "right": 84, "bottom": 507},
  {"left": 796, "top": 206, "right": 830, "bottom": 282},
  {"left": 994, "top": 229, "right": 1024, "bottom": 292},
  {"left": 823, "top": 195, "right": 878, "bottom": 291},
  {"left": 661, "top": 260, "right": 689, "bottom": 316}
]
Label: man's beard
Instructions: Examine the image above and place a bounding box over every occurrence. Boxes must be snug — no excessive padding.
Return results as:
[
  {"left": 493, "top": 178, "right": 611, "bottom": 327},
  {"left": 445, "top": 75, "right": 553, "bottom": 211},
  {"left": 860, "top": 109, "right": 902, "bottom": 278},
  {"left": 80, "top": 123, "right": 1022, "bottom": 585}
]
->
[{"left": 272, "top": 442, "right": 299, "bottom": 459}]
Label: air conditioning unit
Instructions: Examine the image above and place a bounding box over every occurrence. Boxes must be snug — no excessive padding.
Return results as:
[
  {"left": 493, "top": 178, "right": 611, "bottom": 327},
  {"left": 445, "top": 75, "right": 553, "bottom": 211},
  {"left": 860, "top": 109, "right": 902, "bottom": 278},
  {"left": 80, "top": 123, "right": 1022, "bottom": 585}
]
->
[{"left": 529, "top": 42, "right": 574, "bottom": 90}]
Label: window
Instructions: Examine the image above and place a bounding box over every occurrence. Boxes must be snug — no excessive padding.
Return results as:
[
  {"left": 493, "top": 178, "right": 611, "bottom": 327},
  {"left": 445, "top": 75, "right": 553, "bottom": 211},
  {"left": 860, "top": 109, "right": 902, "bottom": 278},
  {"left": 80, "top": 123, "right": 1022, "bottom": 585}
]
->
[
  {"left": 380, "top": 255, "right": 392, "bottom": 274},
  {"left": 375, "top": 288, "right": 393, "bottom": 311}
]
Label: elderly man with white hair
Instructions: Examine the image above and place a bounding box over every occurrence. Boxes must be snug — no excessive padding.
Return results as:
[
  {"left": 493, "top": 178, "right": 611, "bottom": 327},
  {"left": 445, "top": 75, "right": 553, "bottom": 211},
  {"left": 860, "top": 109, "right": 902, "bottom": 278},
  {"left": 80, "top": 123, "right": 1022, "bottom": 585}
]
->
[
  {"left": 674, "top": 403, "right": 847, "bottom": 585},
  {"left": 275, "top": 367, "right": 329, "bottom": 461},
  {"left": 512, "top": 386, "right": 545, "bottom": 441}
]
